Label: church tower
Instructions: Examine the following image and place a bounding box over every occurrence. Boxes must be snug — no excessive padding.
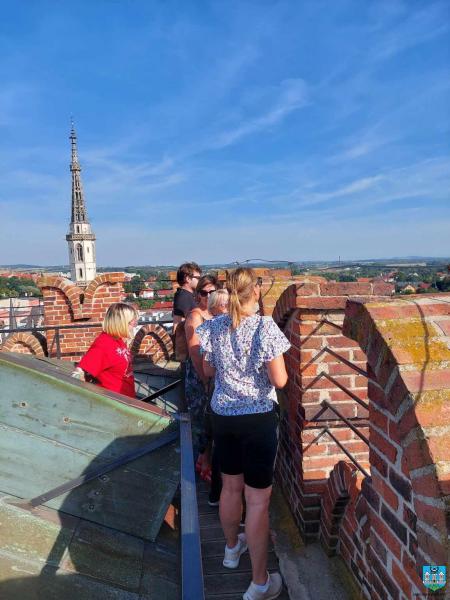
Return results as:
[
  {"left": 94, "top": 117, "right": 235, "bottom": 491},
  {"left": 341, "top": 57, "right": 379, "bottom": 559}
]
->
[{"left": 66, "top": 121, "right": 97, "bottom": 285}]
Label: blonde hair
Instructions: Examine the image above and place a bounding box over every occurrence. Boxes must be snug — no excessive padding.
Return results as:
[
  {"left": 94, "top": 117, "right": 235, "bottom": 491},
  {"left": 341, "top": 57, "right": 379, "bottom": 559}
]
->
[
  {"left": 102, "top": 302, "right": 138, "bottom": 339},
  {"left": 226, "top": 268, "right": 257, "bottom": 329},
  {"left": 208, "top": 289, "right": 229, "bottom": 314}
]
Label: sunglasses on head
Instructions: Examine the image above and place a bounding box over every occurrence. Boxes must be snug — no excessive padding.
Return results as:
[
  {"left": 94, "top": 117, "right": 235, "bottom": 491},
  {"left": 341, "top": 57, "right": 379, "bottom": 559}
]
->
[{"left": 199, "top": 288, "right": 216, "bottom": 297}]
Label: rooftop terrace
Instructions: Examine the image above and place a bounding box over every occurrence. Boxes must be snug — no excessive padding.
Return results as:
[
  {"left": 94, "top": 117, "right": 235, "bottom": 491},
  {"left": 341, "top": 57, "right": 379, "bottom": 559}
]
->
[{"left": 0, "top": 271, "right": 448, "bottom": 599}]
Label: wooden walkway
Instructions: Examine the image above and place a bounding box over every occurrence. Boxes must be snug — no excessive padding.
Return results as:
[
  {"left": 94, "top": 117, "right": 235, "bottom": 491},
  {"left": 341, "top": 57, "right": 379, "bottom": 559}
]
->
[{"left": 197, "top": 481, "right": 290, "bottom": 600}]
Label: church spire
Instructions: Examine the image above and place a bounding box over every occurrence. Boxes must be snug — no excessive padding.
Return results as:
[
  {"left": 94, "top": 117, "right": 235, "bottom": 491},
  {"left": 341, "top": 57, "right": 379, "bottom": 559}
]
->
[
  {"left": 66, "top": 120, "right": 97, "bottom": 285},
  {"left": 69, "top": 120, "right": 88, "bottom": 223}
]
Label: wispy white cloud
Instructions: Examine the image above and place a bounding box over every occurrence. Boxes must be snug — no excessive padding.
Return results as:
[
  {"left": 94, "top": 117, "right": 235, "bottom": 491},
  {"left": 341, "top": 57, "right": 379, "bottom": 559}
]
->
[
  {"left": 208, "top": 79, "right": 309, "bottom": 149},
  {"left": 329, "top": 129, "right": 394, "bottom": 162},
  {"left": 370, "top": 3, "right": 449, "bottom": 61},
  {"left": 86, "top": 166, "right": 187, "bottom": 205},
  {"left": 0, "top": 1, "right": 448, "bottom": 264},
  {"left": 261, "top": 156, "right": 450, "bottom": 221}
]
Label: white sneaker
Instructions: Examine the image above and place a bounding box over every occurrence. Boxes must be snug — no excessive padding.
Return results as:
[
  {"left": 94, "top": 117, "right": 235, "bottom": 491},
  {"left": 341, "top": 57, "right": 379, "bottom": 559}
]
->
[
  {"left": 243, "top": 572, "right": 283, "bottom": 600},
  {"left": 223, "top": 532, "right": 248, "bottom": 568}
]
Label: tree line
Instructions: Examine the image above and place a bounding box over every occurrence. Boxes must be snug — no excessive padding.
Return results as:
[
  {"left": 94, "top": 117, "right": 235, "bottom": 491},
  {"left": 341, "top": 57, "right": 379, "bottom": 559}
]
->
[{"left": 0, "top": 276, "right": 42, "bottom": 298}]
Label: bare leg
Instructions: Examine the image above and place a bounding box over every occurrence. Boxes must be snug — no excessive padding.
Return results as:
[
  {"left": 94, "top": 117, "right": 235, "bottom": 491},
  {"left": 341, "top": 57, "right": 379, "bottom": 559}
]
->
[
  {"left": 245, "top": 484, "right": 272, "bottom": 585},
  {"left": 220, "top": 473, "right": 244, "bottom": 548}
]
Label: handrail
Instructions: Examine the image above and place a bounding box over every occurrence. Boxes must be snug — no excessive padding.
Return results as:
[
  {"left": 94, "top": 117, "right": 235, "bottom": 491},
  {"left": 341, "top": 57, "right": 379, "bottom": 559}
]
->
[
  {"left": 0, "top": 320, "right": 174, "bottom": 359},
  {"left": 141, "top": 379, "right": 182, "bottom": 403},
  {"left": 180, "top": 412, "right": 205, "bottom": 600},
  {"left": 0, "top": 320, "right": 172, "bottom": 335}
]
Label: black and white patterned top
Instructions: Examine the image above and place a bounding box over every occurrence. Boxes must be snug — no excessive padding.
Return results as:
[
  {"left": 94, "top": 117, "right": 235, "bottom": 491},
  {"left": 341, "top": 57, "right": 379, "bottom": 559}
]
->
[{"left": 196, "top": 314, "right": 291, "bottom": 416}]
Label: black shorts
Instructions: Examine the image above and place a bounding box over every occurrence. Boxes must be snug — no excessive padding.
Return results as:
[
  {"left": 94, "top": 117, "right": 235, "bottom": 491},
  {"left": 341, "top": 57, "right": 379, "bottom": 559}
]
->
[{"left": 212, "top": 409, "right": 278, "bottom": 489}]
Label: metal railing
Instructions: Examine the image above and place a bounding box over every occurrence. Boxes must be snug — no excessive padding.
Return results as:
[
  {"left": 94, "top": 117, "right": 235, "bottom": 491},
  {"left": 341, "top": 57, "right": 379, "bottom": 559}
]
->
[
  {"left": 0, "top": 298, "right": 44, "bottom": 336},
  {"left": 136, "top": 380, "right": 205, "bottom": 600},
  {"left": 140, "top": 379, "right": 182, "bottom": 407},
  {"left": 135, "top": 379, "right": 205, "bottom": 599},
  {"left": 179, "top": 412, "right": 205, "bottom": 600},
  {"left": 0, "top": 320, "right": 174, "bottom": 359}
]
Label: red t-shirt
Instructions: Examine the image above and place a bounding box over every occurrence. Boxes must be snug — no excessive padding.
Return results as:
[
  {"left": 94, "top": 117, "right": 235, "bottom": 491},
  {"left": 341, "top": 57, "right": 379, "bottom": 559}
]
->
[{"left": 78, "top": 332, "right": 135, "bottom": 398}]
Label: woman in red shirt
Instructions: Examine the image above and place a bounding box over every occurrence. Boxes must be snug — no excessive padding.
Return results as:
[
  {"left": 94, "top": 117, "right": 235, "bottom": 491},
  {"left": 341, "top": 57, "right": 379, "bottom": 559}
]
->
[{"left": 72, "top": 302, "right": 138, "bottom": 398}]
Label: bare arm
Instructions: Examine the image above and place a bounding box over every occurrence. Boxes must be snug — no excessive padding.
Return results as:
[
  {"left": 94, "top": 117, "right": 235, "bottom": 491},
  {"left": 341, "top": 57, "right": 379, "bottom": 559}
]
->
[
  {"left": 185, "top": 310, "right": 207, "bottom": 383},
  {"left": 202, "top": 355, "right": 216, "bottom": 379},
  {"left": 265, "top": 354, "right": 288, "bottom": 388},
  {"left": 172, "top": 314, "right": 184, "bottom": 333}
]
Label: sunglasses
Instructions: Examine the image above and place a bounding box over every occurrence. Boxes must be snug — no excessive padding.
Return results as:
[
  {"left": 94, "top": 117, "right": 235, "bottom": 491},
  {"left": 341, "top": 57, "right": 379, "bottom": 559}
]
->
[
  {"left": 199, "top": 289, "right": 216, "bottom": 297},
  {"left": 256, "top": 277, "right": 263, "bottom": 287}
]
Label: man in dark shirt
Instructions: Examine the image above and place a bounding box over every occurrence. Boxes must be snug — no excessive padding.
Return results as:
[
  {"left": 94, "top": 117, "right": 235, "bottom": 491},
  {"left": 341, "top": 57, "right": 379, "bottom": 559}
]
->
[{"left": 173, "top": 262, "right": 202, "bottom": 332}]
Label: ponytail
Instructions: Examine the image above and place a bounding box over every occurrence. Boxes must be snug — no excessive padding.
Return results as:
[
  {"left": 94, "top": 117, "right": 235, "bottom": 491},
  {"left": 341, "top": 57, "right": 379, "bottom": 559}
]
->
[
  {"left": 226, "top": 268, "right": 257, "bottom": 329},
  {"left": 228, "top": 288, "right": 242, "bottom": 330}
]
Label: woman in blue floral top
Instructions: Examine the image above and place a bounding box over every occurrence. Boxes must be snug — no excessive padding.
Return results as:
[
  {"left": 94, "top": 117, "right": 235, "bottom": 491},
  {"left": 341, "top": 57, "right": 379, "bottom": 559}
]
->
[{"left": 197, "top": 268, "right": 290, "bottom": 600}]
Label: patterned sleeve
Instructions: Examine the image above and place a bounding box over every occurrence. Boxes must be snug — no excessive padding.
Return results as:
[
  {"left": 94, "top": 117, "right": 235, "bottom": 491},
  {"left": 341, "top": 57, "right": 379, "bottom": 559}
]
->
[
  {"left": 196, "top": 320, "right": 215, "bottom": 366},
  {"left": 259, "top": 317, "right": 291, "bottom": 362}
]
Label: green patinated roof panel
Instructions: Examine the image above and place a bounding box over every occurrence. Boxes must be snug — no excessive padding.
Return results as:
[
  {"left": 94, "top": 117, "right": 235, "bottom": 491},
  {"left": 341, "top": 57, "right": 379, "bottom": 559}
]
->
[{"left": 0, "top": 353, "right": 180, "bottom": 542}]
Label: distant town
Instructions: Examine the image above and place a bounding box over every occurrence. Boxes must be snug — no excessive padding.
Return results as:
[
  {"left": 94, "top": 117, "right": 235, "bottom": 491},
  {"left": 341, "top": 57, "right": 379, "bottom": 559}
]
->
[{"left": 1, "top": 258, "right": 449, "bottom": 333}]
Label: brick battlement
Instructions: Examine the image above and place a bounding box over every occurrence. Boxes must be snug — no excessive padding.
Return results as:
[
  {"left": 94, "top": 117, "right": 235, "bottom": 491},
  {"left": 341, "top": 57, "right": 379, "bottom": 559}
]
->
[
  {"left": 0, "top": 273, "right": 175, "bottom": 364},
  {"left": 339, "top": 295, "right": 450, "bottom": 598}
]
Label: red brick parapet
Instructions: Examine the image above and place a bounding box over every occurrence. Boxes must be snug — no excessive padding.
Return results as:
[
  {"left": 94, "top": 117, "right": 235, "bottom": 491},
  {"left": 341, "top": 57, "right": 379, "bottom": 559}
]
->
[
  {"left": 0, "top": 331, "right": 46, "bottom": 357},
  {"left": 36, "top": 273, "right": 124, "bottom": 360},
  {"left": 1, "top": 273, "right": 175, "bottom": 364},
  {"left": 339, "top": 294, "right": 450, "bottom": 598},
  {"left": 320, "top": 461, "right": 365, "bottom": 556},
  {"left": 37, "top": 272, "right": 124, "bottom": 321},
  {"left": 131, "top": 324, "right": 174, "bottom": 363},
  {"left": 273, "top": 280, "right": 394, "bottom": 541},
  {"left": 273, "top": 279, "right": 394, "bottom": 318}
]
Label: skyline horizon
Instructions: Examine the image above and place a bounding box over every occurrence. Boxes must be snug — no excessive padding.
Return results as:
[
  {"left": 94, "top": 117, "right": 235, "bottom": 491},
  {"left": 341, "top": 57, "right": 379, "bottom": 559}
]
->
[{"left": 2, "top": 254, "right": 449, "bottom": 271}]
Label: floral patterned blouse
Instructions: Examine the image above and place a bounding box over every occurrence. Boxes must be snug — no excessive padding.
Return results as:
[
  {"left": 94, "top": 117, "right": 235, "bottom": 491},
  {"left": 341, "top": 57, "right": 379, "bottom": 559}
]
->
[{"left": 196, "top": 314, "right": 290, "bottom": 416}]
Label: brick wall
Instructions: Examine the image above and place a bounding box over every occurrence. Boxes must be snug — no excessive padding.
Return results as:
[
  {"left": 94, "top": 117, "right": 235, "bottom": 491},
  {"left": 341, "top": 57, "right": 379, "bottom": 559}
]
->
[
  {"left": 39, "top": 273, "right": 124, "bottom": 361},
  {"left": 274, "top": 279, "right": 393, "bottom": 540},
  {"left": 335, "top": 295, "right": 450, "bottom": 600},
  {"left": 0, "top": 273, "right": 175, "bottom": 365},
  {"left": 1, "top": 331, "right": 46, "bottom": 357},
  {"left": 131, "top": 323, "right": 174, "bottom": 363},
  {"left": 276, "top": 288, "right": 450, "bottom": 599}
]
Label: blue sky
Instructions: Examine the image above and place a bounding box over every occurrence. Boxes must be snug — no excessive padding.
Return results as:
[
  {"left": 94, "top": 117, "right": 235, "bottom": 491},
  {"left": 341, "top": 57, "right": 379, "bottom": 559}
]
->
[{"left": 0, "top": 0, "right": 449, "bottom": 266}]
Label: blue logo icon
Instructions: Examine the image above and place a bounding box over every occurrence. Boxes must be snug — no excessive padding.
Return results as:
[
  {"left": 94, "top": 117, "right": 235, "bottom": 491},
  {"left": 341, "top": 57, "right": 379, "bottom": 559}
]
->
[{"left": 423, "top": 565, "right": 446, "bottom": 591}]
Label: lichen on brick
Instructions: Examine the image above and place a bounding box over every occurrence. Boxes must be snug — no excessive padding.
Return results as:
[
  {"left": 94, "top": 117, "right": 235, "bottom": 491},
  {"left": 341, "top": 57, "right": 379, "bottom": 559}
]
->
[{"left": 375, "top": 319, "right": 450, "bottom": 364}]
